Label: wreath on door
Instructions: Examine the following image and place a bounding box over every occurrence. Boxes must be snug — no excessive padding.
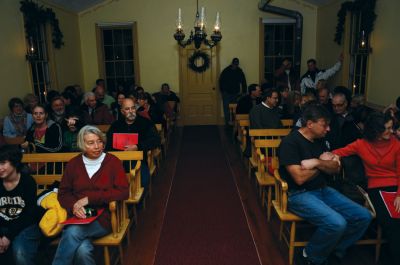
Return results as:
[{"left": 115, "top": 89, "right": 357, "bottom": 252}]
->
[{"left": 188, "top": 51, "right": 210, "bottom": 73}]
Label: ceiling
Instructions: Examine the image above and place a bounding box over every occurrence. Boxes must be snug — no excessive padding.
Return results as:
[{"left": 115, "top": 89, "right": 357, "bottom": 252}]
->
[
  {"left": 45, "top": 0, "right": 106, "bottom": 13},
  {"left": 46, "top": 0, "right": 337, "bottom": 13}
]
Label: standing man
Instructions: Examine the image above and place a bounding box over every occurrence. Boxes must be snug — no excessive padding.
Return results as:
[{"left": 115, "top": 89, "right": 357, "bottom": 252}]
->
[
  {"left": 274, "top": 57, "right": 299, "bottom": 91},
  {"left": 278, "top": 104, "right": 371, "bottom": 265},
  {"left": 300, "top": 53, "right": 343, "bottom": 94},
  {"left": 219, "top": 58, "right": 247, "bottom": 126}
]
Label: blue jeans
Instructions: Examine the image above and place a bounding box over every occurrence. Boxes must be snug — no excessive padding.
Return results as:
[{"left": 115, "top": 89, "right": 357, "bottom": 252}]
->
[
  {"left": 288, "top": 186, "right": 372, "bottom": 265},
  {"left": 2, "top": 224, "right": 41, "bottom": 265},
  {"left": 221, "top": 92, "right": 238, "bottom": 125},
  {"left": 52, "top": 220, "right": 108, "bottom": 265}
]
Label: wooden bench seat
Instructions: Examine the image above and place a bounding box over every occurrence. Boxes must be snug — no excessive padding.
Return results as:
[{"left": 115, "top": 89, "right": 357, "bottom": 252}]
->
[
  {"left": 22, "top": 151, "right": 144, "bottom": 265},
  {"left": 272, "top": 169, "right": 384, "bottom": 265},
  {"left": 228, "top": 103, "right": 237, "bottom": 125},
  {"left": 247, "top": 128, "right": 290, "bottom": 179},
  {"left": 254, "top": 139, "right": 281, "bottom": 220}
]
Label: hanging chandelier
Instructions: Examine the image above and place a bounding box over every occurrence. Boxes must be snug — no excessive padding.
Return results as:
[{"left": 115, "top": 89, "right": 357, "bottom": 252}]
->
[{"left": 173, "top": 0, "right": 222, "bottom": 49}]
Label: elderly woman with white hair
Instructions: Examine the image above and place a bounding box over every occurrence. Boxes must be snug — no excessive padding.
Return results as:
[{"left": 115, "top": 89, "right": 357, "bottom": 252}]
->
[{"left": 53, "top": 125, "right": 129, "bottom": 265}]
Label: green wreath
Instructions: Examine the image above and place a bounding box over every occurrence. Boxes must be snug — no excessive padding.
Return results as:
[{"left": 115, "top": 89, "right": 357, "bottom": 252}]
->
[
  {"left": 188, "top": 51, "right": 210, "bottom": 73},
  {"left": 334, "top": 0, "right": 376, "bottom": 45}
]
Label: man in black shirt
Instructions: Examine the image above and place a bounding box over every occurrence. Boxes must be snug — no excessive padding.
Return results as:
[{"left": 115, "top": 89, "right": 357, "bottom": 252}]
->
[
  {"left": 249, "top": 88, "right": 282, "bottom": 129},
  {"left": 219, "top": 58, "right": 247, "bottom": 126},
  {"left": 236, "top": 84, "right": 261, "bottom": 114},
  {"left": 106, "top": 98, "right": 160, "bottom": 189},
  {"left": 278, "top": 104, "right": 371, "bottom": 265}
]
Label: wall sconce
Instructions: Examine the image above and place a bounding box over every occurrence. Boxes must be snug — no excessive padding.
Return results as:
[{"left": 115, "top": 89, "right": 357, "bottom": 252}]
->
[{"left": 26, "top": 37, "right": 37, "bottom": 62}]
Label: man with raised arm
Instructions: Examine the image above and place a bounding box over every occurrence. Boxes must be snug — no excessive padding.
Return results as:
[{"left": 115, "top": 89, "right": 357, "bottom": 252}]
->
[{"left": 278, "top": 104, "right": 371, "bottom": 265}]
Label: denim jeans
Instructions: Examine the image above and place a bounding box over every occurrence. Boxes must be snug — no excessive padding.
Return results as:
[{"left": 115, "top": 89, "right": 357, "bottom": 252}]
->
[
  {"left": 52, "top": 220, "right": 108, "bottom": 265},
  {"left": 2, "top": 224, "right": 41, "bottom": 265},
  {"left": 288, "top": 186, "right": 372, "bottom": 265},
  {"left": 221, "top": 92, "right": 238, "bottom": 125}
]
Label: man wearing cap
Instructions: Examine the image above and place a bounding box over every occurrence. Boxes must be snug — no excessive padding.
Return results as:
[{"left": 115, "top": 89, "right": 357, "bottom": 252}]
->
[{"left": 219, "top": 58, "right": 247, "bottom": 126}]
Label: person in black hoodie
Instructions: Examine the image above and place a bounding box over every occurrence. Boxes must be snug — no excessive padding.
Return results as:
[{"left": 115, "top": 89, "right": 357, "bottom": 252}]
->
[{"left": 0, "top": 145, "right": 41, "bottom": 265}]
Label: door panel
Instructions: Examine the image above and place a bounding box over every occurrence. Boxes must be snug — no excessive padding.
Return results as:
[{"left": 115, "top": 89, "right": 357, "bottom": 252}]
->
[{"left": 179, "top": 46, "right": 219, "bottom": 125}]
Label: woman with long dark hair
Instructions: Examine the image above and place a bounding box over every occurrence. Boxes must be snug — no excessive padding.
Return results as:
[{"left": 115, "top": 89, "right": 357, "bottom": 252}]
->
[{"left": 333, "top": 112, "right": 400, "bottom": 265}]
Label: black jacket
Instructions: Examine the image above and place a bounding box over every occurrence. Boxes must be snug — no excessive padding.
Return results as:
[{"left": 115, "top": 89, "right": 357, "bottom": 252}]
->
[
  {"left": 106, "top": 115, "right": 161, "bottom": 153},
  {"left": 219, "top": 66, "right": 247, "bottom": 94}
]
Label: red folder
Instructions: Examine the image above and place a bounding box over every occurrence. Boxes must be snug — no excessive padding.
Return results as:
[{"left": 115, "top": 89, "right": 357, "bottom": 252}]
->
[
  {"left": 60, "top": 209, "right": 104, "bottom": 225},
  {"left": 112, "top": 133, "right": 138, "bottom": 150},
  {"left": 379, "top": 191, "right": 400, "bottom": 218}
]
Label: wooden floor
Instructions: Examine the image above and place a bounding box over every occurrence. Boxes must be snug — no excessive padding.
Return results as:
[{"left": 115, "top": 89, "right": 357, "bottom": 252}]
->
[{"left": 122, "top": 126, "right": 388, "bottom": 265}]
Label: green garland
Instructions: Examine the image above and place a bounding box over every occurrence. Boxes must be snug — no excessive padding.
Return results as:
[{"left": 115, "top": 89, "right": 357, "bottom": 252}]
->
[
  {"left": 20, "top": 0, "right": 64, "bottom": 49},
  {"left": 188, "top": 51, "right": 210, "bottom": 73},
  {"left": 334, "top": 0, "right": 377, "bottom": 45}
]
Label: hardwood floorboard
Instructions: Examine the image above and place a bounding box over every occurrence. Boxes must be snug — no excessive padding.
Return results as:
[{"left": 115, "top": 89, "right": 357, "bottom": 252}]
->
[
  {"left": 123, "top": 127, "right": 183, "bottom": 265},
  {"left": 123, "top": 125, "right": 388, "bottom": 265}
]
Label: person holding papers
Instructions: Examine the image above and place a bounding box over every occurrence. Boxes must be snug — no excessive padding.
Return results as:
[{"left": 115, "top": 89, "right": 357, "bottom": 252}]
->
[
  {"left": 53, "top": 125, "right": 129, "bottom": 265},
  {"left": 106, "top": 98, "right": 160, "bottom": 189},
  {"left": 333, "top": 112, "right": 400, "bottom": 265}
]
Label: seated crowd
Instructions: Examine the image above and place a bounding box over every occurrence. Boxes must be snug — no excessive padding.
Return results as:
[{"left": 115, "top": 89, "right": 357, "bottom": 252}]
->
[
  {"left": 231, "top": 57, "right": 400, "bottom": 265},
  {"left": 1, "top": 63, "right": 400, "bottom": 265},
  {"left": 0, "top": 79, "right": 178, "bottom": 264}
]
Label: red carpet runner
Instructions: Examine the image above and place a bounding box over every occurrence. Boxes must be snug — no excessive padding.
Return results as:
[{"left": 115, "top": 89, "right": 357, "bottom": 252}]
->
[{"left": 154, "top": 126, "right": 261, "bottom": 265}]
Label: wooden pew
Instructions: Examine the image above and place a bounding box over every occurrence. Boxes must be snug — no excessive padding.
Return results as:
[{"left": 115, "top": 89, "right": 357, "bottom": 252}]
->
[
  {"left": 96, "top": 124, "right": 111, "bottom": 133},
  {"left": 247, "top": 128, "right": 291, "bottom": 178},
  {"left": 233, "top": 114, "right": 248, "bottom": 142},
  {"left": 155, "top": 123, "right": 166, "bottom": 162},
  {"left": 4, "top": 136, "right": 25, "bottom": 145},
  {"left": 272, "top": 169, "right": 384, "bottom": 265},
  {"left": 228, "top": 103, "right": 237, "bottom": 125},
  {"left": 255, "top": 139, "right": 281, "bottom": 221},
  {"left": 238, "top": 119, "right": 292, "bottom": 154},
  {"left": 22, "top": 151, "right": 144, "bottom": 265}
]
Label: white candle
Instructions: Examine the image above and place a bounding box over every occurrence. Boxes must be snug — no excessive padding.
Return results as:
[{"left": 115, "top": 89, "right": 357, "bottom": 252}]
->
[
  {"left": 177, "top": 8, "right": 182, "bottom": 30},
  {"left": 199, "top": 7, "right": 206, "bottom": 29},
  {"left": 214, "top": 12, "right": 220, "bottom": 31}
]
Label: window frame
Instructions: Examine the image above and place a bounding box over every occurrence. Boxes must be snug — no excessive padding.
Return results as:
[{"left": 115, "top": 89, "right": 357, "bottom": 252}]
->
[
  {"left": 259, "top": 17, "right": 300, "bottom": 86},
  {"left": 96, "top": 22, "right": 140, "bottom": 93}
]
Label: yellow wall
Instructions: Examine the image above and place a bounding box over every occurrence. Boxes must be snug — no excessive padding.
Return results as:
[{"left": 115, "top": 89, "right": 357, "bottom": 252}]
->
[
  {"left": 42, "top": 1, "right": 84, "bottom": 92},
  {"left": 0, "top": 1, "right": 32, "bottom": 117},
  {"left": 316, "top": 0, "right": 345, "bottom": 88},
  {"left": 78, "top": 0, "right": 317, "bottom": 93},
  {"left": 367, "top": 0, "right": 400, "bottom": 106},
  {"left": 316, "top": 0, "right": 400, "bottom": 106},
  {"left": 0, "top": 1, "right": 83, "bottom": 118}
]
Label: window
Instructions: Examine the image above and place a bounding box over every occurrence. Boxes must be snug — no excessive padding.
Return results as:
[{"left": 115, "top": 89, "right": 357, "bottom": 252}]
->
[
  {"left": 97, "top": 23, "right": 140, "bottom": 94},
  {"left": 349, "top": 12, "right": 369, "bottom": 95},
  {"left": 260, "top": 18, "right": 299, "bottom": 86},
  {"left": 28, "top": 24, "right": 52, "bottom": 103}
]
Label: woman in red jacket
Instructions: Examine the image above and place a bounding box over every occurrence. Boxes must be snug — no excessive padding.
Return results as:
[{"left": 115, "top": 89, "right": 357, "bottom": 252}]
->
[
  {"left": 52, "top": 125, "right": 129, "bottom": 265},
  {"left": 333, "top": 112, "right": 400, "bottom": 265}
]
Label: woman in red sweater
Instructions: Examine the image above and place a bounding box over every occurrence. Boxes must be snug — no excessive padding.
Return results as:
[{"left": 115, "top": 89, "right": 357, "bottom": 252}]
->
[
  {"left": 53, "top": 125, "right": 129, "bottom": 265},
  {"left": 333, "top": 112, "right": 400, "bottom": 265}
]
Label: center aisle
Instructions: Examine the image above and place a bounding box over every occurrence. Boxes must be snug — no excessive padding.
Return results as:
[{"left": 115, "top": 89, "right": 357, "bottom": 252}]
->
[{"left": 154, "top": 126, "right": 261, "bottom": 265}]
